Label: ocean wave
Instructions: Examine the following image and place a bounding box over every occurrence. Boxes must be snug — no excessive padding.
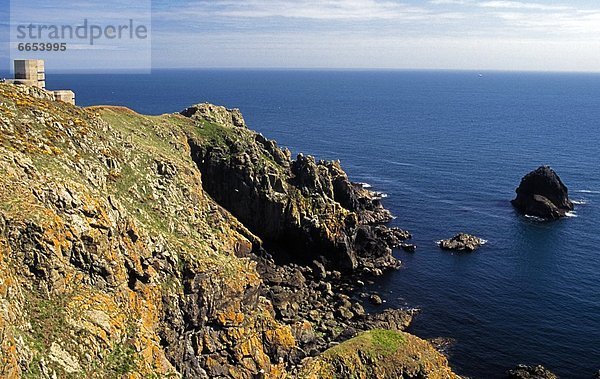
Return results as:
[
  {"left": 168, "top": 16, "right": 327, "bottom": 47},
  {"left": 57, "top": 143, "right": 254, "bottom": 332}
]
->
[
  {"left": 575, "top": 190, "right": 600, "bottom": 194},
  {"left": 524, "top": 214, "right": 546, "bottom": 222},
  {"left": 382, "top": 159, "right": 416, "bottom": 167},
  {"left": 374, "top": 192, "right": 389, "bottom": 199},
  {"left": 356, "top": 182, "right": 372, "bottom": 189},
  {"left": 572, "top": 199, "right": 588, "bottom": 205},
  {"left": 565, "top": 211, "right": 578, "bottom": 218}
]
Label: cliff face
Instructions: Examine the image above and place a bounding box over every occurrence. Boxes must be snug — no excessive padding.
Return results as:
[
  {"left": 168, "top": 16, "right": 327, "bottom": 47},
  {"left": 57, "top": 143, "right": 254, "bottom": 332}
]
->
[
  {"left": 0, "top": 84, "right": 457, "bottom": 378},
  {"left": 183, "top": 103, "right": 404, "bottom": 272}
]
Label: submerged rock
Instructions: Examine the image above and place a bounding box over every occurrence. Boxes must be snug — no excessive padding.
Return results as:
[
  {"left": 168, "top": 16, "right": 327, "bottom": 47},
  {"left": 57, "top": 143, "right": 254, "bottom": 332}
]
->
[
  {"left": 439, "top": 233, "right": 486, "bottom": 252},
  {"left": 507, "top": 364, "right": 558, "bottom": 379},
  {"left": 401, "top": 243, "right": 417, "bottom": 253},
  {"left": 512, "top": 166, "right": 574, "bottom": 220}
]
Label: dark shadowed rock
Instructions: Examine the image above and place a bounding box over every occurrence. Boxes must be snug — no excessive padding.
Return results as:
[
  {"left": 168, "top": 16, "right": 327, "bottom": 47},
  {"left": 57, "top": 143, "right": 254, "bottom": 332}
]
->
[
  {"left": 507, "top": 364, "right": 559, "bottom": 379},
  {"left": 369, "top": 294, "right": 383, "bottom": 305},
  {"left": 357, "top": 308, "right": 418, "bottom": 331},
  {"left": 439, "top": 233, "right": 486, "bottom": 252},
  {"left": 183, "top": 103, "right": 405, "bottom": 272},
  {"left": 401, "top": 243, "right": 417, "bottom": 253},
  {"left": 512, "top": 166, "right": 574, "bottom": 220}
]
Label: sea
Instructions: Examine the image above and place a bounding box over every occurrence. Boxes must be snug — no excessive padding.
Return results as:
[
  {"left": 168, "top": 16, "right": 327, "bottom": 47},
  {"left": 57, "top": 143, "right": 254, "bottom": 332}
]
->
[{"left": 10, "top": 69, "right": 600, "bottom": 378}]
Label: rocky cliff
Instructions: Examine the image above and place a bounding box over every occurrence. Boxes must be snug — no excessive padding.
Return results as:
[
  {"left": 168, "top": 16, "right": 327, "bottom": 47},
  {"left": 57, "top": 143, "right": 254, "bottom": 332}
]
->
[
  {"left": 183, "top": 103, "right": 406, "bottom": 272},
  {"left": 0, "top": 84, "right": 458, "bottom": 378}
]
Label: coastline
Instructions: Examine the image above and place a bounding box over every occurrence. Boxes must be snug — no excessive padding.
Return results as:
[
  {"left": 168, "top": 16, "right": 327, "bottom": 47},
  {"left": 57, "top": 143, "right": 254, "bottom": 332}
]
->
[{"left": 0, "top": 82, "right": 459, "bottom": 378}]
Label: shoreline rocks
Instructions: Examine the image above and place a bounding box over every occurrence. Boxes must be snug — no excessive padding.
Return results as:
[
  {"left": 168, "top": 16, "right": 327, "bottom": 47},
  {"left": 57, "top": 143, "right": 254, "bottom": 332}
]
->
[
  {"left": 439, "top": 233, "right": 486, "bottom": 252},
  {"left": 512, "top": 166, "right": 574, "bottom": 220},
  {"left": 507, "top": 364, "right": 558, "bottom": 379},
  {"left": 254, "top": 254, "right": 418, "bottom": 364}
]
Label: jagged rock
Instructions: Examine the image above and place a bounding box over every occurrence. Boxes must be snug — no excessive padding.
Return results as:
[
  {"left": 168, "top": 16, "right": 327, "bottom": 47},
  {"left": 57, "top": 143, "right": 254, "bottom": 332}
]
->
[
  {"left": 336, "top": 307, "right": 354, "bottom": 320},
  {"left": 401, "top": 243, "right": 417, "bottom": 253},
  {"left": 357, "top": 308, "right": 417, "bottom": 331},
  {"left": 439, "top": 233, "right": 486, "bottom": 252},
  {"left": 370, "top": 294, "right": 383, "bottom": 305},
  {"left": 512, "top": 166, "right": 574, "bottom": 220},
  {"left": 428, "top": 337, "right": 456, "bottom": 355},
  {"left": 507, "top": 364, "right": 559, "bottom": 379},
  {"left": 183, "top": 104, "right": 404, "bottom": 272},
  {"left": 351, "top": 303, "right": 365, "bottom": 316},
  {"left": 374, "top": 225, "right": 411, "bottom": 248},
  {"left": 180, "top": 102, "right": 247, "bottom": 128},
  {"left": 312, "top": 260, "right": 327, "bottom": 280}
]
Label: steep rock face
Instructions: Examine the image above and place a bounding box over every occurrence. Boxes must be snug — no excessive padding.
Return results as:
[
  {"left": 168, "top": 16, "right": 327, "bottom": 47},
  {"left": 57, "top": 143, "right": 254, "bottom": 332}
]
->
[
  {"left": 0, "top": 84, "right": 294, "bottom": 378},
  {"left": 182, "top": 103, "right": 405, "bottom": 272},
  {"left": 512, "top": 166, "right": 574, "bottom": 220},
  {"left": 298, "top": 329, "right": 461, "bottom": 378}
]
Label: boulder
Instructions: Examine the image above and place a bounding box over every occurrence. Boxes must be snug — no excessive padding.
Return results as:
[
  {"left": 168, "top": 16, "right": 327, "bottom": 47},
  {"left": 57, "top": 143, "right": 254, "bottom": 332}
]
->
[
  {"left": 401, "top": 244, "right": 417, "bottom": 253},
  {"left": 512, "top": 166, "right": 574, "bottom": 220},
  {"left": 369, "top": 294, "right": 383, "bottom": 305},
  {"left": 439, "top": 233, "right": 485, "bottom": 252},
  {"left": 507, "top": 364, "right": 558, "bottom": 379}
]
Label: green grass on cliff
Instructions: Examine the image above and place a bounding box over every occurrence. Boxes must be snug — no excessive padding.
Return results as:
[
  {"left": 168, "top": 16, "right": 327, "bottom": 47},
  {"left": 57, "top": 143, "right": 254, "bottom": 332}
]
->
[{"left": 324, "top": 329, "right": 406, "bottom": 359}]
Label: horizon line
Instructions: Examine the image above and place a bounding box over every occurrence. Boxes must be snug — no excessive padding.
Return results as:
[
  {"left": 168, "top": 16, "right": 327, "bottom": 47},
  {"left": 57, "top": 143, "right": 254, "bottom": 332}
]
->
[{"left": 2, "top": 66, "right": 600, "bottom": 75}]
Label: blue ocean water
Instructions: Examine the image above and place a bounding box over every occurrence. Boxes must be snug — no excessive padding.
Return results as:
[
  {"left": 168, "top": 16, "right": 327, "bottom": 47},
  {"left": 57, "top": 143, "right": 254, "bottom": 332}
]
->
[{"left": 23, "top": 70, "right": 600, "bottom": 377}]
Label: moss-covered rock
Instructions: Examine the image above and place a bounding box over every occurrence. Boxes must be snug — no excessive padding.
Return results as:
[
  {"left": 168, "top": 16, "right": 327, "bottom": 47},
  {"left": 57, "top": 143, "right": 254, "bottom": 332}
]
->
[{"left": 299, "top": 329, "right": 461, "bottom": 379}]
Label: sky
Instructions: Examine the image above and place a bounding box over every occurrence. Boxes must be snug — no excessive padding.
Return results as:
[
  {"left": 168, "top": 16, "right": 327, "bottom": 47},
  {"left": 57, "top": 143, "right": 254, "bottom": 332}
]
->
[{"left": 3, "top": 0, "right": 600, "bottom": 72}]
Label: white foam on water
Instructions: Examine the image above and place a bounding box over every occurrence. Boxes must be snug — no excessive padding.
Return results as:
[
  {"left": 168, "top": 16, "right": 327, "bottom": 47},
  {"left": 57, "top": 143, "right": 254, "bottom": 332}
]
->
[
  {"left": 356, "top": 182, "right": 372, "bottom": 188},
  {"left": 382, "top": 159, "right": 416, "bottom": 167},
  {"left": 524, "top": 214, "right": 545, "bottom": 222},
  {"left": 436, "top": 238, "right": 489, "bottom": 246},
  {"left": 572, "top": 199, "right": 587, "bottom": 205},
  {"left": 565, "top": 211, "right": 578, "bottom": 218},
  {"left": 575, "top": 190, "right": 600, "bottom": 194}
]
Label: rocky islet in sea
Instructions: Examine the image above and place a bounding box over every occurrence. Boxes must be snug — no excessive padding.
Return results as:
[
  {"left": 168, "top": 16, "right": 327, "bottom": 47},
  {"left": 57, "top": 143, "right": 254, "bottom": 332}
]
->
[
  {"left": 438, "top": 233, "right": 486, "bottom": 252},
  {"left": 512, "top": 166, "right": 574, "bottom": 220}
]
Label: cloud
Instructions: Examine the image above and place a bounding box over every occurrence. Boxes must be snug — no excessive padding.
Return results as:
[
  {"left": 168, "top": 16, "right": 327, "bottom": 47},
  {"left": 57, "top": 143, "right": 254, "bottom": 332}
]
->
[
  {"left": 478, "top": 1, "right": 572, "bottom": 11},
  {"left": 429, "top": 0, "right": 469, "bottom": 5},
  {"left": 172, "top": 0, "right": 434, "bottom": 21}
]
